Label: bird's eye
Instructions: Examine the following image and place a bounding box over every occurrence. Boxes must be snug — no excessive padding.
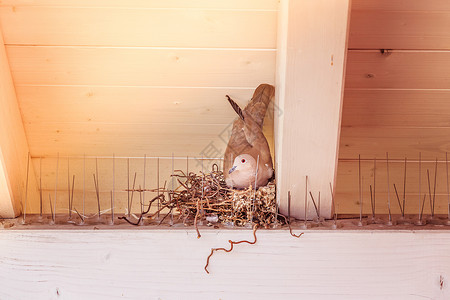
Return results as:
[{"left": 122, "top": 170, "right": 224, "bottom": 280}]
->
[{"left": 241, "top": 159, "right": 246, "bottom": 163}]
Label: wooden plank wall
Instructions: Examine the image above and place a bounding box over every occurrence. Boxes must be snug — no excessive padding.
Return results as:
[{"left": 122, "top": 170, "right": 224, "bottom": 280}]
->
[
  {"left": 0, "top": 0, "right": 277, "bottom": 214},
  {"left": 0, "top": 27, "right": 39, "bottom": 217},
  {"left": 337, "top": 0, "right": 450, "bottom": 214}
]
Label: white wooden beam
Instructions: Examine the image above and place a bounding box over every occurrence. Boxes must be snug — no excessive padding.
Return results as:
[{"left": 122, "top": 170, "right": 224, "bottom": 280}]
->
[
  {"left": 275, "top": 0, "right": 351, "bottom": 220},
  {"left": 0, "top": 27, "right": 39, "bottom": 218},
  {"left": 0, "top": 229, "right": 449, "bottom": 299}
]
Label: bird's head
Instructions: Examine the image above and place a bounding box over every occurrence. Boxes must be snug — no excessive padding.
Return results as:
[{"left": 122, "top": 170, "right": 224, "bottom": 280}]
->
[{"left": 228, "top": 154, "right": 256, "bottom": 175}]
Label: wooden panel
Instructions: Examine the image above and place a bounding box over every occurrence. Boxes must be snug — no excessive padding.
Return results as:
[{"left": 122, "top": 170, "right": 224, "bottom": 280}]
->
[
  {"left": 0, "top": 7, "right": 276, "bottom": 48},
  {"left": 275, "top": 0, "right": 350, "bottom": 220},
  {"left": 30, "top": 156, "right": 224, "bottom": 214},
  {"left": 25, "top": 122, "right": 254, "bottom": 157},
  {"left": 16, "top": 86, "right": 255, "bottom": 125},
  {"left": 349, "top": 10, "right": 450, "bottom": 50},
  {"left": 1, "top": 230, "right": 450, "bottom": 299},
  {"left": 0, "top": 27, "right": 39, "bottom": 217},
  {"left": 352, "top": 0, "right": 450, "bottom": 11},
  {"left": 345, "top": 50, "right": 450, "bottom": 89},
  {"left": 342, "top": 90, "right": 450, "bottom": 127},
  {"left": 6, "top": 46, "right": 275, "bottom": 87},
  {"left": 339, "top": 127, "right": 450, "bottom": 159},
  {"left": 336, "top": 160, "right": 450, "bottom": 214},
  {"left": 0, "top": 0, "right": 278, "bottom": 10}
]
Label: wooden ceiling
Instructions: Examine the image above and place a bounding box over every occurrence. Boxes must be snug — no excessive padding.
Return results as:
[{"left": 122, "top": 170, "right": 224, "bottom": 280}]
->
[{"left": 0, "top": 0, "right": 277, "bottom": 159}]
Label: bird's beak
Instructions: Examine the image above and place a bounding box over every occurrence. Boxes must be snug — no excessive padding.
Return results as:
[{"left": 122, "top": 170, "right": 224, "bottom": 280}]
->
[{"left": 229, "top": 165, "right": 237, "bottom": 174}]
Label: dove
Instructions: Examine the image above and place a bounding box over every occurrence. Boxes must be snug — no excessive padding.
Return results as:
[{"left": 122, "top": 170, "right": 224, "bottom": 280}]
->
[{"left": 223, "top": 84, "right": 275, "bottom": 189}]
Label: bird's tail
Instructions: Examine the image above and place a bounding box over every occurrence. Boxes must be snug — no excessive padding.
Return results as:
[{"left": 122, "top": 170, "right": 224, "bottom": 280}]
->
[
  {"left": 244, "top": 84, "right": 275, "bottom": 128},
  {"left": 226, "top": 95, "right": 244, "bottom": 121}
]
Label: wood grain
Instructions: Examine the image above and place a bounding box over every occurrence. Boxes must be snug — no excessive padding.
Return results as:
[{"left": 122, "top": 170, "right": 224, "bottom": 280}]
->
[
  {"left": 0, "top": 0, "right": 278, "bottom": 10},
  {"left": 345, "top": 50, "right": 450, "bottom": 89},
  {"left": 0, "top": 27, "right": 39, "bottom": 217},
  {"left": 15, "top": 86, "right": 255, "bottom": 125},
  {"left": 336, "top": 159, "right": 450, "bottom": 214},
  {"left": 6, "top": 46, "right": 275, "bottom": 87},
  {"left": 0, "top": 229, "right": 449, "bottom": 299},
  {"left": 275, "top": 0, "right": 350, "bottom": 220},
  {"left": 342, "top": 90, "right": 450, "bottom": 128},
  {"left": 349, "top": 10, "right": 450, "bottom": 50},
  {"left": 0, "top": 7, "right": 276, "bottom": 48},
  {"left": 352, "top": 0, "right": 450, "bottom": 11}
]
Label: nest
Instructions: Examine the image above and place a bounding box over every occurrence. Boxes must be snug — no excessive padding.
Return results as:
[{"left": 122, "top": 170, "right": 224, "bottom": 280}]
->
[{"left": 172, "top": 169, "right": 278, "bottom": 228}]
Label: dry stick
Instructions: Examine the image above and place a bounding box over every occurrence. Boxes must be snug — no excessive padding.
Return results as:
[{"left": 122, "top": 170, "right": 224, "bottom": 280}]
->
[
  {"left": 393, "top": 184, "right": 403, "bottom": 216},
  {"left": 53, "top": 153, "right": 59, "bottom": 223},
  {"left": 253, "top": 155, "right": 260, "bottom": 218},
  {"left": 194, "top": 200, "right": 201, "bottom": 238},
  {"left": 308, "top": 191, "right": 320, "bottom": 219},
  {"left": 386, "top": 152, "right": 392, "bottom": 224},
  {"left": 447, "top": 152, "right": 450, "bottom": 222},
  {"left": 402, "top": 157, "right": 407, "bottom": 218},
  {"left": 204, "top": 224, "right": 258, "bottom": 274},
  {"left": 432, "top": 158, "right": 438, "bottom": 217},
  {"left": 119, "top": 194, "right": 165, "bottom": 225},
  {"left": 279, "top": 214, "right": 303, "bottom": 238},
  {"left": 23, "top": 152, "right": 30, "bottom": 224},
  {"left": 39, "top": 157, "right": 43, "bottom": 217}
]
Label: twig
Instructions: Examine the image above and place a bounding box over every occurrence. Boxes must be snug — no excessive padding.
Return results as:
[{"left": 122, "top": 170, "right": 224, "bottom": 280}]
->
[
  {"left": 204, "top": 224, "right": 258, "bottom": 274},
  {"left": 195, "top": 200, "right": 201, "bottom": 238}
]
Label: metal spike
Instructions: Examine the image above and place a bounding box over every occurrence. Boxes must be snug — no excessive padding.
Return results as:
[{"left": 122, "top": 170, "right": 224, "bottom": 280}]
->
[
  {"left": 39, "top": 156, "right": 43, "bottom": 217},
  {"left": 386, "top": 152, "right": 392, "bottom": 226},
  {"left": 53, "top": 153, "right": 59, "bottom": 224},
  {"left": 22, "top": 152, "right": 30, "bottom": 224}
]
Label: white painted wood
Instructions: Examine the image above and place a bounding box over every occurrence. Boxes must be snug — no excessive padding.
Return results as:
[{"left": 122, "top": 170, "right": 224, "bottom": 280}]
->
[
  {"left": 275, "top": 0, "right": 351, "bottom": 220},
  {"left": 0, "top": 26, "right": 39, "bottom": 217},
  {"left": 0, "top": 229, "right": 449, "bottom": 299}
]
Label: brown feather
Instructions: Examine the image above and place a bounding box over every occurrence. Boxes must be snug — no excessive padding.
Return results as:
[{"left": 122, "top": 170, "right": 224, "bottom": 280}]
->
[{"left": 226, "top": 95, "right": 244, "bottom": 121}]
